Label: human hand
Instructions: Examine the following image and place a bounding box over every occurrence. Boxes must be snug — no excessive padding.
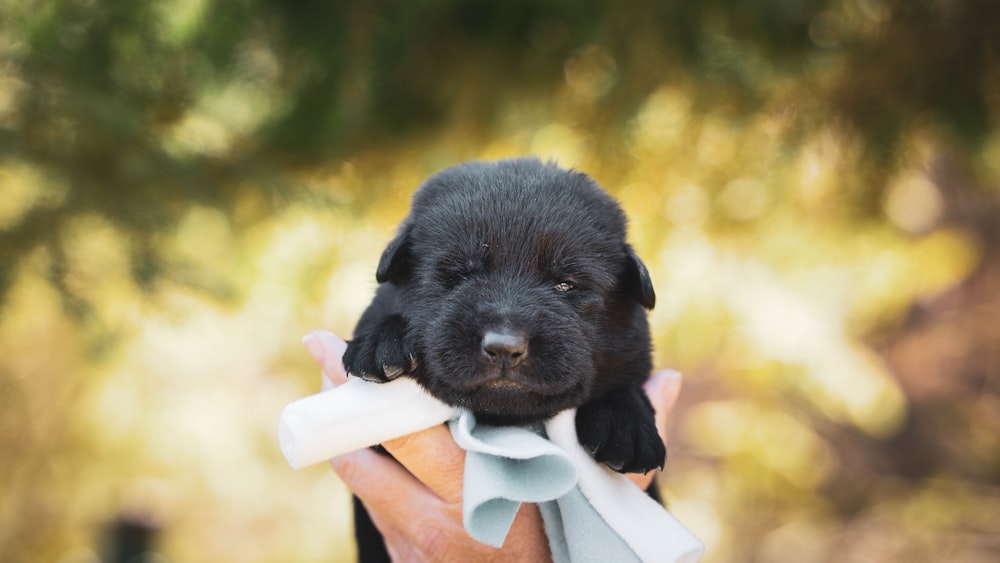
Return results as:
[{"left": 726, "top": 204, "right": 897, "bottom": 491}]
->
[{"left": 301, "top": 330, "right": 682, "bottom": 561}]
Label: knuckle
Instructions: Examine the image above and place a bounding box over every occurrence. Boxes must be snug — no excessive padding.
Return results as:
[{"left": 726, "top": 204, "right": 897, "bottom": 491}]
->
[
  {"left": 329, "top": 452, "right": 363, "bottom": 488},
  {"left": 382, "top": 429, "right": 421, "bottom": 454},
  {"left": 413, "top": 521, "right": 454, "bottom": 562}
]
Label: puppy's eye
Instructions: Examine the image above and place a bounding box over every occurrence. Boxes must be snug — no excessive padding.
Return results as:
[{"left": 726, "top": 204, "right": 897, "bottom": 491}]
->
[
  {"left": 553, "top": 281, "right": 575, "bottom": 292},
  {"left": 441, "top": 271, "right": 468, "bottom": 289}
]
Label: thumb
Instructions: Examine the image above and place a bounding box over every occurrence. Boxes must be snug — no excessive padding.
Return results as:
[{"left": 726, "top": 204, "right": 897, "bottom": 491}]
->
[
  {"left": 629, "top": 370, "right": 682, "bottom": 490},
  {"left": 302, "top": 330, "right": 349, "bottom": 387},
  {"left": 645, "top": 369, "right": 683, "bottom": 446}
]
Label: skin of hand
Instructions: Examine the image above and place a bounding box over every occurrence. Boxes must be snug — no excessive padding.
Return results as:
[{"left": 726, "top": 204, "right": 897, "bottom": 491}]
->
[{"left": 302, "top": 330, "right": 683, "bottom": 563}]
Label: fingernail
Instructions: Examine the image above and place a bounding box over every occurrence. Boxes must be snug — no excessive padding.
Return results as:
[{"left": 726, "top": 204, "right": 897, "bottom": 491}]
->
[
  {"left": 658, "top": 370, "right": 683, "bottom": 407},
  {"left": 659, "top": 369, "right": 682, "bottom": 381},
  {"left": 302, "top": 331, "right": 350, "bottom": 387},
  {"left": 302, "top": 332, "right": 326, "bottom": 364}
]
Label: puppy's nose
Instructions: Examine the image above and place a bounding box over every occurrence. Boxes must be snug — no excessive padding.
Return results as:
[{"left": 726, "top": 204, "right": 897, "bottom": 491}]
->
[{"left": 482, "top": 330, "right": 528, "bottom": 368}]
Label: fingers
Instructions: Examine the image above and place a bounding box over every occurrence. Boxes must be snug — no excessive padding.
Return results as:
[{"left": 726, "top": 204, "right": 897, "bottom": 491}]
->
[
  {"left": 302, "top": 330, "right": 349, "bottom": 386},
  {"left": 502, "top": 503, "right": 552, "bottom": 560},
  {"left": 330, "top": 447, "right": 451, "bottom": 533},
  {"left": 380, "top": 425, "right": 468, "bottom": 504},
  {"left": 335, "top": 445, "right": 551, "bottom": 562},
  {"left": 646, "top": 369, "right": 682, "bottom": 445},
  {"left": 303, "top": 329, "right": 468, "bottom": 503},
  {"left": 363, "top": 509, "right": 412, "bottom": 562},
  {"left": 303, "top": 330, "right": 682, "bottom": 500},
  {"left": 628, "top": 369, "right": 683, "bottom": 490}
]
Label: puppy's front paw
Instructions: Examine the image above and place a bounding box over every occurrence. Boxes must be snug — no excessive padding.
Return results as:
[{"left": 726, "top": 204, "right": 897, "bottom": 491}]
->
[
  {"left": 343, "top": 315, "right": 417, "bottom": 382},
  {"left": 575, "top": 387, "right": 666, "bottom": 474}
]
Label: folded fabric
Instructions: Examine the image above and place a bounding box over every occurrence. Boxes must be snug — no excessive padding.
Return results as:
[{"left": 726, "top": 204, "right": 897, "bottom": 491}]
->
[
  {"left": 542, "top": 410, "right": 704, "bottom": 563},
  {"left": 449, "top": 413, "right": 577, "bottom": 547},
  {"left": 278, "top": 377, "right": 459, "bottom": 469},
  {"left": 278, "top": 377, "right": 704, "bottom": 563}
]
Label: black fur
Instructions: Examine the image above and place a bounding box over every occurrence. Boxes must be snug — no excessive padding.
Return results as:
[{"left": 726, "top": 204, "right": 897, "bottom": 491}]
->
[{"left": 343, "top": 158, "right": 664, "bottom": 557}]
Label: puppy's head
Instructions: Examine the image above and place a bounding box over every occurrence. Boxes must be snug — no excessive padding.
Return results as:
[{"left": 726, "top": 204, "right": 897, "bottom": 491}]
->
[{"left": 379, "top": 158, "right": 654, "bottom": 422}]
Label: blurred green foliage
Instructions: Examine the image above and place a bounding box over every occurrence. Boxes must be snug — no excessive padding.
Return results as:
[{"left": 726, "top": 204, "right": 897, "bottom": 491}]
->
[{"left": 2, "top": 0, "right": 999, "bottom": 561}]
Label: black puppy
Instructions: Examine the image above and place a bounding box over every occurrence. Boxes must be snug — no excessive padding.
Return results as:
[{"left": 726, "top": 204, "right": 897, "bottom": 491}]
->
[{"left": 343, "top": 158, "right": 664, "bottom": 558}]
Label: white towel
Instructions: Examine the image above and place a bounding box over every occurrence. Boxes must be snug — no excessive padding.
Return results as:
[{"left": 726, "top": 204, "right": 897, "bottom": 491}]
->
[{"left": 278, "top": 377, "right": 703, "bottom": 562}]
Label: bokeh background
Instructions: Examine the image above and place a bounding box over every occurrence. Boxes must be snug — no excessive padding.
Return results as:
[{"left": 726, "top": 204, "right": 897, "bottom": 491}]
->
[{"left": 2, "top": 1, "right": 1000, "bottom": 561}]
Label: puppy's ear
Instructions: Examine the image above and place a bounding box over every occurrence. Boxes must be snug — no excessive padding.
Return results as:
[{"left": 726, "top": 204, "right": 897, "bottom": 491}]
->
[
  {"left": 376, "top": 226, "right": 413, "bottom": 284},
  {"left": 622, "top": 244, "right": 656, "bottom": 309}
]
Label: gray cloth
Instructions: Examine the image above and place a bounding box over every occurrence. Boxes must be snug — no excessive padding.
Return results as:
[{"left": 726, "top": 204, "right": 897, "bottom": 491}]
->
[{"left": 450, "top": 412, "right": 642, "bottom": 562}]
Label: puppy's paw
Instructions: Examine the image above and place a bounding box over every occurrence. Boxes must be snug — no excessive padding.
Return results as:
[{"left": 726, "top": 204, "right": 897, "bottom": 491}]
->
[
  {"left": 343, "top": 315, "right": 417, "bottom": 382},
  {"left": 575, "top": 386, "right": 666, "bottom": 474}
]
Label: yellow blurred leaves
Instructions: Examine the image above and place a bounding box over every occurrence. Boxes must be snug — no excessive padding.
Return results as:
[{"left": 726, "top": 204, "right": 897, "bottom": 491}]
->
[
  {"left": 157, "top": 0, "right": 211, "bottom": 45},
  {"left": 663, "top": 183, "right": 710, "bottom": 228},
  {"left": 882, "top": 172, "right": 944, "bottom": 234},
  {"left": 633, "top": 86, "right": 692, "bottom": 148},
  {"left": 563, "top": 45, "right": 617, "bottom": 102},
  {"left": 0, "top": 162, "right": 68, "bottom": 230},
  {"left": 717, "top": 178, "right": 770, "bottom": 222},
  {"left": 653, "top": 229, "right": 910, "bottom": 438},
  {"left": 530, "top": 123, "right": 586, "bottom": 168},
  {"left": 686, "top": 399, "right": 835, "bottom": 489},
  {"left": 0, "top": 1, "right": 996, "bottom": 560},
  {"left": 172, "top": 206, "right": 233, "bottom": 268},
  {"left": 59, "top": 215, "right": 141, "bottom": 321}
]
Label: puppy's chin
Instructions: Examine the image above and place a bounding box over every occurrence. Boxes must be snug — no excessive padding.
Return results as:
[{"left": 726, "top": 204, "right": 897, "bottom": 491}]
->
[
  {"left": 419, "top": 325, "right": 596, "bottom": 423},
  {"left": 428, "top": 375, "right": 590, "bottom": 425}
]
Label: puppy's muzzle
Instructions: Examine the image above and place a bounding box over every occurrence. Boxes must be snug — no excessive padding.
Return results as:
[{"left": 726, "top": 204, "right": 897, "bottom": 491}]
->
[{"left": 481, "top": 329, "right": 528, "bottom": 369}]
